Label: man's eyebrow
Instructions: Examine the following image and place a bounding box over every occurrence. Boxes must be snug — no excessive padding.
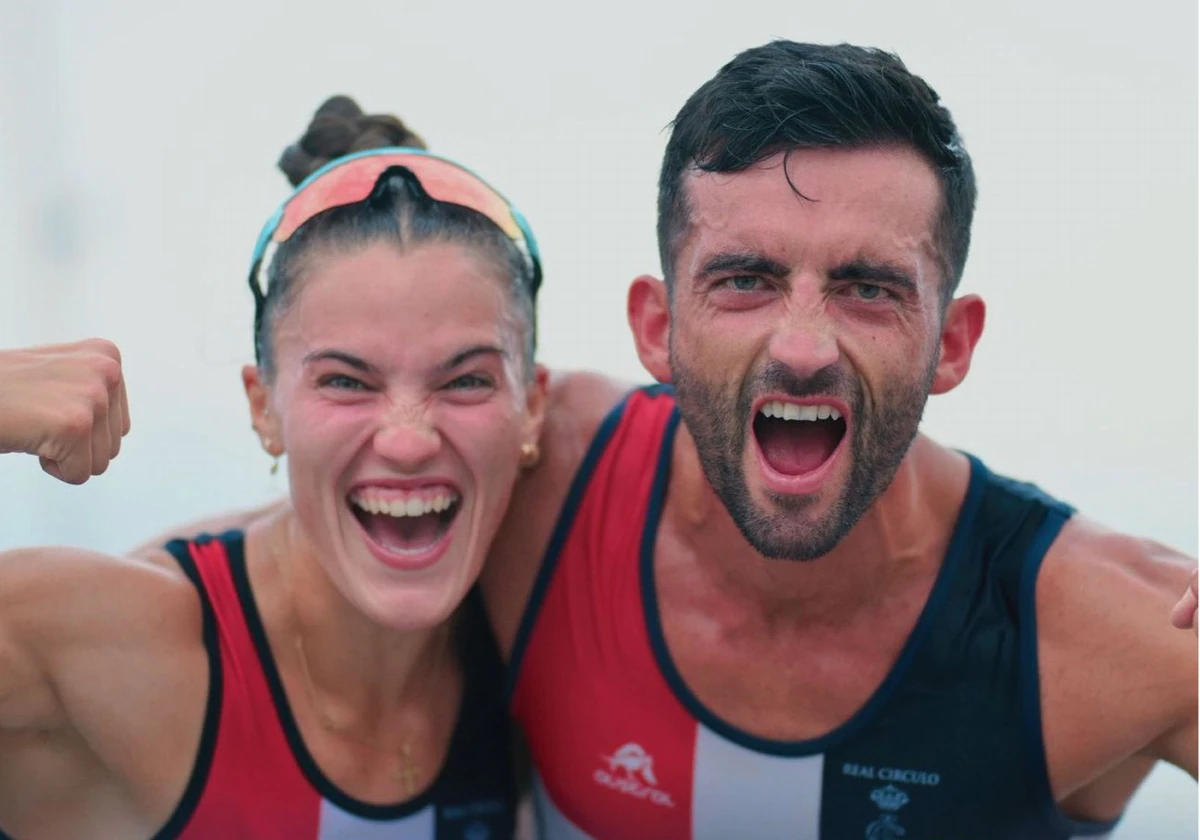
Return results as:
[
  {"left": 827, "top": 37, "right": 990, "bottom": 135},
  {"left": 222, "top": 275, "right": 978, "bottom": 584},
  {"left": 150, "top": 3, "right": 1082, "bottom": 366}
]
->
[
  {"left": 829, "top": 259, "right": 918, "bottom": 293},
  {"left": 697, "top": 251, "right": 790, "bottom": 281}
]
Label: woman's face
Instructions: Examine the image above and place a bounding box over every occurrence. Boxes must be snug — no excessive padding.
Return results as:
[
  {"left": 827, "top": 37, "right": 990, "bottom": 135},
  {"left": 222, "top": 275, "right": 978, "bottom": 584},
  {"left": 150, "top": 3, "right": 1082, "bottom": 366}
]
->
[{"left": 248, "top": 239, "right": 542, "bottom": 629}]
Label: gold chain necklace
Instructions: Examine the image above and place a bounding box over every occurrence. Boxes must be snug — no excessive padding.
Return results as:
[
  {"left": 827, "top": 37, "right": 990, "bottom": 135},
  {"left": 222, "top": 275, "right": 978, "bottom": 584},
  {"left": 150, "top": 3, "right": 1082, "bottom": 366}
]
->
[{"left": 269, "top": 520, "right": 428, "bottom": 796}]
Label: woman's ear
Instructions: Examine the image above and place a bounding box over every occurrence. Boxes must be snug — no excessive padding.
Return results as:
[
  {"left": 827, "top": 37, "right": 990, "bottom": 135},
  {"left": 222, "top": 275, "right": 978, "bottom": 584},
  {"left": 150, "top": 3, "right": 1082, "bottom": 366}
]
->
[{"left": 243, "top": 365, "right": 284, "bottom": 456}]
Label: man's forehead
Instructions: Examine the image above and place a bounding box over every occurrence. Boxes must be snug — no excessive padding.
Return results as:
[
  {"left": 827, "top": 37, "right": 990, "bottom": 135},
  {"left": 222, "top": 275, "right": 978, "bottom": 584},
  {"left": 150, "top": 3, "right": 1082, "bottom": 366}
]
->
[
  {"left": 677, "top": 147, "right": 943, "bottom": 267},
  {"left": 683, "top": 146, "right": 940, "bottom": 208}
]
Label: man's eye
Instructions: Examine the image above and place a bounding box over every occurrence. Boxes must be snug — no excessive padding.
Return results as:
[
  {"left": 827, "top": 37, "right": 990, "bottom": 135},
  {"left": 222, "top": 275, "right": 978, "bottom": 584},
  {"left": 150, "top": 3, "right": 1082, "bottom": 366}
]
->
[
  {"left": 319, "top": 374, "right": 368, "bottom": 391},
  {"left": 724, "top": 276, "right": 763, "bottom": 292}
]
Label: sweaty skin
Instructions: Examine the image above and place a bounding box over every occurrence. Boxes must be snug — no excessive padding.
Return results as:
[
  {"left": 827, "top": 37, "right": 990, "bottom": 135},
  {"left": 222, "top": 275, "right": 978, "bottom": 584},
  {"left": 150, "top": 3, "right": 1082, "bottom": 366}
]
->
[
  {"left": 486, "top": 149, "right": 1196, "bottom": 823},
  {"left": 134, "top": 149, "right": 1196, "bottom": 826},
  {"left": 0, "top": 242, "right": 544, "bottom": 839}
]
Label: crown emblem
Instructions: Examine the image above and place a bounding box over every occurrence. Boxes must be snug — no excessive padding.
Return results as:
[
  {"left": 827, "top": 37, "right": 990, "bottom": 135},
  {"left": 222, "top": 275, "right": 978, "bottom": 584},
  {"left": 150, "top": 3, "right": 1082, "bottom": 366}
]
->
[{"left": 870, "top": 784, "right": 910, "bottom": 812}]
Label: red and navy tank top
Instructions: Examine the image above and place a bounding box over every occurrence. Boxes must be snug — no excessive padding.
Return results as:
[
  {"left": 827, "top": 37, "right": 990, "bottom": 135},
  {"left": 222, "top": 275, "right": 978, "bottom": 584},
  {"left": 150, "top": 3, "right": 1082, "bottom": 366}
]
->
[
  {"left": 507, "top": 385, "right": 1119, "bottom": 840},
  {"left": 147, "top": 530, "right": 517, "bottom": 840}
]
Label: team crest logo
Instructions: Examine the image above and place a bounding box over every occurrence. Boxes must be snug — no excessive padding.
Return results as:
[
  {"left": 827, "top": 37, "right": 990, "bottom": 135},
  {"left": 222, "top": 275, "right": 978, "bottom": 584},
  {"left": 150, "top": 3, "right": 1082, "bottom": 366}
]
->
[
  {"left": 463, "top": 822, "right": 491, "bottom": 840},
  {"left": 869, "top": 784, "right": 909, "bottom": 812},
  {"left": 593, "top": 742, "right": 674, "bottom": 808},
  {"left": 866, "top": 813, "right": 906, "bottom": 839}
]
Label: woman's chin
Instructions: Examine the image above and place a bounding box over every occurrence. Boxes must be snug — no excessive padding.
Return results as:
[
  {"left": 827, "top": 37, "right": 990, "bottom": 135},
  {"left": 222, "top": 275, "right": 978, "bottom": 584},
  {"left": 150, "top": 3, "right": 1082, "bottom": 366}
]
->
[{"left": 355, "top": 570, "right": 477, "bottom": 632}]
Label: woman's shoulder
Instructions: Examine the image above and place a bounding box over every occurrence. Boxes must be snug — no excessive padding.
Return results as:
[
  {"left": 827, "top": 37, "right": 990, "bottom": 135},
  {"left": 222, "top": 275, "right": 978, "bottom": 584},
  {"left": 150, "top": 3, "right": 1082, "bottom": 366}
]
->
[
  {"left": 127, "top": 499, "right": 289, "bottom": 568},
  {"left": 0, "top": 544, "right": 206, "bottom": 689}
]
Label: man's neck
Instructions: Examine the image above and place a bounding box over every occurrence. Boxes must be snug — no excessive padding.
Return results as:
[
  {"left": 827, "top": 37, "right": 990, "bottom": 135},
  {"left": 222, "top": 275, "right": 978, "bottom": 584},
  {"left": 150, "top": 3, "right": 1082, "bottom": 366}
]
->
[{"left": 661, "top": 431, "right": 971, "bottom": 628}]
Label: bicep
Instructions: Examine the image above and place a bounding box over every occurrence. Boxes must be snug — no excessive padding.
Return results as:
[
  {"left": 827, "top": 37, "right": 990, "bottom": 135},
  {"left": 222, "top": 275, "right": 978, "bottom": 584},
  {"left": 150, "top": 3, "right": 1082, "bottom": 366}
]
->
[
  {"left": 1038, "top": 523, "right": 1198, "bottom": 794},
  {"left": 0, "top": 548, "right": 89, "bottom": 732},
  {"left": 1150, "top": 713, "right": 1198, "bottom": 778}
]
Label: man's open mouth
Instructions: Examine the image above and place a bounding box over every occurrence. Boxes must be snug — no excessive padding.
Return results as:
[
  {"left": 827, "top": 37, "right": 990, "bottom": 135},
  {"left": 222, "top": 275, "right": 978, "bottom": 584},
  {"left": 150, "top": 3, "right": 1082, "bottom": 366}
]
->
[
  {"left": 752, "top": 399, "right": 848, "bottom": 477},
  {"left": 348, "top": 486, "right": 461, "bottom": 556}
]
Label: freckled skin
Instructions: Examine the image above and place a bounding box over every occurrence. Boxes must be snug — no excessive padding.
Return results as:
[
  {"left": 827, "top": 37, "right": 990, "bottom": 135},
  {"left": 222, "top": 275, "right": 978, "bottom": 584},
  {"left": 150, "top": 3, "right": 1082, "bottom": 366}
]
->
[
  {"left": 0, "top": 239, "right": 548, "bottom": 837},
  {"left": 259, "top": 241, "right": 537, "bottom": 630},
  {"left": 129, "top": 147, "right": 1197, "bottom": 827}
]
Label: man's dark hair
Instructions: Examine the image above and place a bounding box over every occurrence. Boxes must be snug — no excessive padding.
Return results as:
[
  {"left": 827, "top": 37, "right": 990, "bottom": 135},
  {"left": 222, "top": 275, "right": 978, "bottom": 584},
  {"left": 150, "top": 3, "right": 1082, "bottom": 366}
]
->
[{"left": 657, "top": 41, "right": 976, "bottom": 303}]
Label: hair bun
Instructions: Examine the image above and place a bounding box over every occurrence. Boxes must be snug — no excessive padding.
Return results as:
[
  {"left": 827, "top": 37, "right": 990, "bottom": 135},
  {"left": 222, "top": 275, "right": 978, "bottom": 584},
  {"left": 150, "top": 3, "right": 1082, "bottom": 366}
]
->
[{"left": 277, "top": 95, "right": 427, "bottom": 187}]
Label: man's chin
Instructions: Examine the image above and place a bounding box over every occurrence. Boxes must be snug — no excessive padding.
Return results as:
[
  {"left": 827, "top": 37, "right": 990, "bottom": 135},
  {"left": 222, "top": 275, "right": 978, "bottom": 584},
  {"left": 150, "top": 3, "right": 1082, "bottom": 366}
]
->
[{"left": 719, "top": 480, "right": 845, "bottom": 562}]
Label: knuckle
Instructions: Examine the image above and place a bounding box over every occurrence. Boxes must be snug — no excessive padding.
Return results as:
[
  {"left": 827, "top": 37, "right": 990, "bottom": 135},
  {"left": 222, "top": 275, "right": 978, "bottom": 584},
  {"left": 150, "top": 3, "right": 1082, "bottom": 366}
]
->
[
  {"left": 85, "top": 386, "right": 109, "bottom": 410},
  {"left": 63, "top": 408, "right": 93, "bottom": 436},
  {"left": 96, "top": 357, "right": 123, "bottom": 388},
  {"left": 83, "top": 337, "right": 121, "bottom": 363}
]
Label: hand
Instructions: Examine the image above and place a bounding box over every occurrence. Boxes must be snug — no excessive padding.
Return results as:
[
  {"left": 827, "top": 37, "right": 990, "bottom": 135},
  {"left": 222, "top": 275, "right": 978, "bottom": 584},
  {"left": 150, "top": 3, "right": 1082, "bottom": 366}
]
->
[
  {"left": 1169, "top": 568, "right": 1198, "bottom": 636},
  {"left": 0, "top": 339, "right": 131, "bottom": 484}
]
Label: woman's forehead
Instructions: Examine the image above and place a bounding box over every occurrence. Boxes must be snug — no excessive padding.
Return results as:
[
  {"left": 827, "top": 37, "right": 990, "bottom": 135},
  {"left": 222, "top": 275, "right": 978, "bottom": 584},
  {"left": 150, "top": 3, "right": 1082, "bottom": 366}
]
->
[{"left": 275, "top": 243, "right": 516, "bottom": 365}]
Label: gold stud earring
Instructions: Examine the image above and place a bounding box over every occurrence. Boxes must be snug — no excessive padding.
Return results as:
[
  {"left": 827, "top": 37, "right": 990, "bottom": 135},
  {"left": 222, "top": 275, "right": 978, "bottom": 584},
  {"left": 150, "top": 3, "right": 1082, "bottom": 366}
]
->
[
  {"left": 270, "top": 456, "right": 280, "bottom": 477},
  {"left": 519, "top": 441, "right": 540, "bottom": 468}
]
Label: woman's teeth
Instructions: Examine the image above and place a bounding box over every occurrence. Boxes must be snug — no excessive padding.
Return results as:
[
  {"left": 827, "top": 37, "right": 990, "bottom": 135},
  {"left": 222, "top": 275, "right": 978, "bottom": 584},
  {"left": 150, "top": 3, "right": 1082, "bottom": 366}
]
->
[{"left": 349, "top": 489, "right": 459, "bottom": 517}]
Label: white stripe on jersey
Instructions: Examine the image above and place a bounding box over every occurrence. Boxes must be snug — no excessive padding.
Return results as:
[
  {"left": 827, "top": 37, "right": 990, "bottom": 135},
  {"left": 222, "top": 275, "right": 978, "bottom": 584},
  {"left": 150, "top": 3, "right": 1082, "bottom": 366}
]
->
[
  {"left": 691, "top": 724, "right": 824, "bottom": 840},
  {"left": 534, "top": 773, "right": 597, "bottom": 840},
  {"left": 317, "top": 799, "right": 436, "bottom": 839}
]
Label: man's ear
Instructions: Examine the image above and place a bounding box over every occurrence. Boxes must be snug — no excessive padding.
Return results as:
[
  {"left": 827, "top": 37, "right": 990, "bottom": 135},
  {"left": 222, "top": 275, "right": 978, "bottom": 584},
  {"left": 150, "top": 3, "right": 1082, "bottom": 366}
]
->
[
  {"left": 930, "top": 294, "right": 986, "bottom": 395},
  {"left": 627, "top": 274, "right": 672, "bottom": 383}
]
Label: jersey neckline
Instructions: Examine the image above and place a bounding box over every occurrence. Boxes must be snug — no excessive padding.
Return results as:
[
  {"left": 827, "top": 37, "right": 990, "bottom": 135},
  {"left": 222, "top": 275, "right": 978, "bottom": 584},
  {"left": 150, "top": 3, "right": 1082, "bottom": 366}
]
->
[
  {"left": 224, "top": 530, "right": 470, "bottom": 819},
  {"left": 639, "top": 409, "right": 990, "bottom": 757}
]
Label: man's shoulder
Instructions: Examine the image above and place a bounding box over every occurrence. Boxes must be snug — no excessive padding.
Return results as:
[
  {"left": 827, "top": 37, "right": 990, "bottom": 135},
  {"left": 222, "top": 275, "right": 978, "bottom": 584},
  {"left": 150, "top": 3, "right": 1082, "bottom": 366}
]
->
[
  {"left": 526, "top": 371, "right": 644, "bottom": 504},
  {"left": 481, "top": 370, "right": 637, "bottom": 653},
  {"left": 544, "top": 370, "right": 641, "bottom": 451},
  {"left": 1040, "top": 516, "right": 1195, "bottom": 626},
  {"left": 1036, "top": 515, "right": 1196, "bottom": 771}
]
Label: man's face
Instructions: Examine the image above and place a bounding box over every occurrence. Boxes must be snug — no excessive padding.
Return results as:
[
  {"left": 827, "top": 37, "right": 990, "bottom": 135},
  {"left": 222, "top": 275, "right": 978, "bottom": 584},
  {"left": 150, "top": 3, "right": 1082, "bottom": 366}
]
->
[{"left": 668, "top": 146, "right": 948, "bottom": 560}]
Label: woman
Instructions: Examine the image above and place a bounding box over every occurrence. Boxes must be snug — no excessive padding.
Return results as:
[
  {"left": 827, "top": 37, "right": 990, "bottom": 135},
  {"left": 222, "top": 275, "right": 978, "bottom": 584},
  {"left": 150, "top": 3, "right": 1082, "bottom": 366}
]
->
[{"left": 0, "top": 96, "right": 544, "bottom": 839}]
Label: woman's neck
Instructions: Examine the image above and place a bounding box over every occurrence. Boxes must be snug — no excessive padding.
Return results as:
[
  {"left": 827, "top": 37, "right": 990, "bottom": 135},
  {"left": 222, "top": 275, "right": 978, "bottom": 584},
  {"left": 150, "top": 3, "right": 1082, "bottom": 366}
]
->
[{"left": 247, "top": 510, "right": 456, "bottom": 734}]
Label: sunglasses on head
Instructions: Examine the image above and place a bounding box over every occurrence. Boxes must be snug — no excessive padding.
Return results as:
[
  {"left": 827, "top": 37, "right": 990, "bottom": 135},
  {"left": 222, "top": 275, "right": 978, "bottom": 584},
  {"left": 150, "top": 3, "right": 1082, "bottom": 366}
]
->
[{"left": 248, "top": 146, "right": 542, "bottom": 338}]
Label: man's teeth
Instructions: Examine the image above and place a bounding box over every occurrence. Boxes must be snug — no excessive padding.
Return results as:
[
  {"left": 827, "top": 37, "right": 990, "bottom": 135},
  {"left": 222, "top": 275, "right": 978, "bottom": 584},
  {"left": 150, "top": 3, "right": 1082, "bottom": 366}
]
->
[
  {"left": 759, "top": 401, "right": 842, "bottom": 422},
  {"left": 349, "top": 490, "right": 459, "bottom": 517}
]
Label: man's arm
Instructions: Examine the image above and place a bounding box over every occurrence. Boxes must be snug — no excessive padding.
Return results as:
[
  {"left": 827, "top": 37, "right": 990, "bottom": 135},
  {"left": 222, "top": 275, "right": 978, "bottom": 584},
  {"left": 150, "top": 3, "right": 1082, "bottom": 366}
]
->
[
  {"left": 480, "top": 369, "right": 632, "bottom": 656},
  {"left": 1038, "top": 518, "right": 1197, "bottom": 811}
]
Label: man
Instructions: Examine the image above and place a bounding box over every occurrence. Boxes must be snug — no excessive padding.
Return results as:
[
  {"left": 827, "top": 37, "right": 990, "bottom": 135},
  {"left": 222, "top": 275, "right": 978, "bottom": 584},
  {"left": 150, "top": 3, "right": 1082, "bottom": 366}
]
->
[
  {"left": 113, "top": 40, "right": 1194, "bottom": 839},
  {"left": 481, "top": 41, "right": 1196, "bottom": 839}
]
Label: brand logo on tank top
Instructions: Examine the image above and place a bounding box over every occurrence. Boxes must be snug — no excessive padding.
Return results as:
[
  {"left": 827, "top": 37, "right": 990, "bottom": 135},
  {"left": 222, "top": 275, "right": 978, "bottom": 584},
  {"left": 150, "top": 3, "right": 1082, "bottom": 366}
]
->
[{"left": 593, "top": 742, "right": 676, "bottom": 808}]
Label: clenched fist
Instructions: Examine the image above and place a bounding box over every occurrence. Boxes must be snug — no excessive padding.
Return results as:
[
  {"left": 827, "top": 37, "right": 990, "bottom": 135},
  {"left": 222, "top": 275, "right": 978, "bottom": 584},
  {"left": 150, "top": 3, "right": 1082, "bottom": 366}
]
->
[
  {"left": 0, "top": 339, "right": 131, "bottom": 484},
  {"left": 1170, "top": 568, "right": 1198, "bottom": 636}
]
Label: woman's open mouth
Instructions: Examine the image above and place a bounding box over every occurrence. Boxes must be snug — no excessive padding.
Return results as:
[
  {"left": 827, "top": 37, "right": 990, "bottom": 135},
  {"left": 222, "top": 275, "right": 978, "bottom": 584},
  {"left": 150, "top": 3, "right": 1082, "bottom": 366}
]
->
[{"left": 348, "top": 484, "right": 461, "bottom": 570}]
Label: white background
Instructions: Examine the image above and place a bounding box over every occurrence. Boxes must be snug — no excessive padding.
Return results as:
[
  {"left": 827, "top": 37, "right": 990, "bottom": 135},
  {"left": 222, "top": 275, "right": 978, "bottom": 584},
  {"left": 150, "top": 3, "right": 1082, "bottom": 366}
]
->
[{"left": 0, "top": 0, "right": 1195, "bottom": 835}]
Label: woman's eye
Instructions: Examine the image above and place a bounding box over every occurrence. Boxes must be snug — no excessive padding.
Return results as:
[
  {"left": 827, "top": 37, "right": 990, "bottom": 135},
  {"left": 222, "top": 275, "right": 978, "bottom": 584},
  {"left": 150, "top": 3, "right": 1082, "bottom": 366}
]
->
[{"left": 446, "top": 373, "right": 494, "bottom": 391}]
